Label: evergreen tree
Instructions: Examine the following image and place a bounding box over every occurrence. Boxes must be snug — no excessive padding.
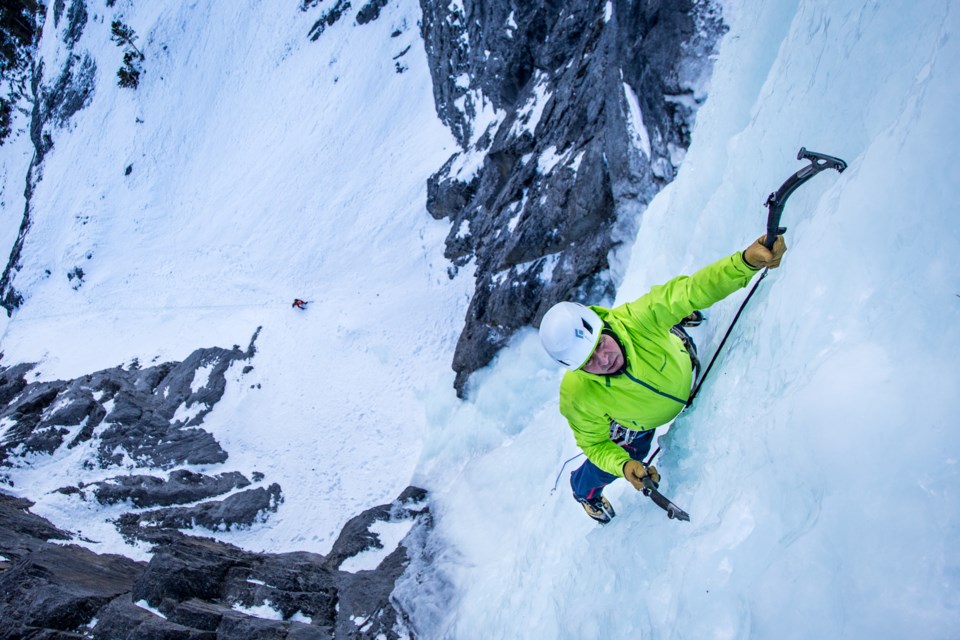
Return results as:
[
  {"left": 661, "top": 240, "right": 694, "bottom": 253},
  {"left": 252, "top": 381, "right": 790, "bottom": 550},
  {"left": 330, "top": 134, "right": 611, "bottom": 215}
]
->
[
  {"left": 0, "top": 97, "right": 11, "bottom": 142},
  {"left": 110, "top": 20, "right": 144, "bottom": 59},
  {"left": 111, "top": 20, "right": 145, "bottom": 89},
  {"left": 0, "top": 0, "right": 38, "bottom": 144},
  {"left": 117, "top": 65, "right": 140, "bottom": 89}
]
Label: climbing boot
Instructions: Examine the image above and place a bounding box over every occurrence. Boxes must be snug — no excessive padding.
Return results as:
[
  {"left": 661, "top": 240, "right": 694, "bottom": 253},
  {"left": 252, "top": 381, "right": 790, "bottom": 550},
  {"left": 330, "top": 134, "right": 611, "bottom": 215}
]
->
[{"left": 577, "top": 495, "right": 616, "bottom": 525}]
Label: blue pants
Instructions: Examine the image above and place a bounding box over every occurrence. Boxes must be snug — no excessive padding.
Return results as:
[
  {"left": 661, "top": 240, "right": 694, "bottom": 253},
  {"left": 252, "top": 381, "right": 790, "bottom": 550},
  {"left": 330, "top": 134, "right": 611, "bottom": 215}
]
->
[{"left": 570, "top": 430, "right": 656, "bottom": 501}]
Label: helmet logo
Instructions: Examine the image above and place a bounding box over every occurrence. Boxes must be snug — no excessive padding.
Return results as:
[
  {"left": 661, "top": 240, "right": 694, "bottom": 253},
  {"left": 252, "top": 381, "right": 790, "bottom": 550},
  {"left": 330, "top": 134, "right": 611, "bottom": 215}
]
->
[{"left": 575, "top": 328, "right": 585, "bottom": 339}]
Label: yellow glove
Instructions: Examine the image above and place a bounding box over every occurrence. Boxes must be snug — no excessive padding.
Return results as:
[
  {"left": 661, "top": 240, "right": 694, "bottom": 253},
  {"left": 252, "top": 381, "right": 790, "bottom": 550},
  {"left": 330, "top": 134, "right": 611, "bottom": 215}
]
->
[
  {"left": 743, "top": 234, "right": 787, "bottom": 269},
  {"left": 622, "top": 460, "right": 660, "bottom": 491}
]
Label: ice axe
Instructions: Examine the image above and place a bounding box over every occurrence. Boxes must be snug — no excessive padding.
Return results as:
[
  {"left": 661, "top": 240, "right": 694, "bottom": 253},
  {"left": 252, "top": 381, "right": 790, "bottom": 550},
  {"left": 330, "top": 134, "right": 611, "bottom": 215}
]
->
[
  {"left": 763, "top": 147, "right": 847, "bottom": 248},
  {"left": 638, "top": 446, "right": 690, "bottom": 522},
  {"left": 641, "top": 475, "right": 690, "bottom": 522},
  {"left": 688, "top": 147, "right": 848, "bottom": 407},
  {"left": 646, "top": 148, "right": 848, "bottom": 522}
]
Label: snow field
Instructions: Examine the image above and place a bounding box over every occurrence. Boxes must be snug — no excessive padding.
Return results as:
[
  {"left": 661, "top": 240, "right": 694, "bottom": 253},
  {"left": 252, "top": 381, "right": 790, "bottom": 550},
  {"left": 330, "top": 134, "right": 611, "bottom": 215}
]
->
[{"left": 1, "top": 0, "right": 470, "bottom": 556}]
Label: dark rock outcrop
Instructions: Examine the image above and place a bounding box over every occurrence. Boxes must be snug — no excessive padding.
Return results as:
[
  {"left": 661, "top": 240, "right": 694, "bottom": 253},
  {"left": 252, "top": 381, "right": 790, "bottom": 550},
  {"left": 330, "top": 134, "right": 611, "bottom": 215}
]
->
[
  {"left": 0, "top": 1, "right": 38, "bottom": 77},
  {"left": 0, "top": 487, "right": 430, "bottom": 639},
  {"left": 419, "top": 0, "right": 724, "bottom": 394},
  {"left": 118, "top": 483, "right": 284, "bottom": 535},
  {"left": 0, "top": 329, "right": 287, "bottom": 540},
  {"left": 356, "top": 0, "right": 390, "bottom": 25},
  {"left": 1, "top": 541, "right": 145, "bottom": 635},
  {"left": 0, "top": 330, "right": 260, "bottom": 471},
  {"left": 305, "top": 0, "right": 353, "bottom": 41},
  {"left": 88, "top": 470, "right": 253, "bottom": 509},
  {"left": 325, "top": 486, "right": 427, "bottom": 570},
  {"left": 0, "top": 0, "right": 39, "bottom": 147},
  {"left": 0, "top": 324, "right": 423, "bottom": 638},
  {"left": 0, "top": 492, "right": 72, "bottom": 555},
  {"left": 0, "top": 492, "right": 146, "bottom": 638}
]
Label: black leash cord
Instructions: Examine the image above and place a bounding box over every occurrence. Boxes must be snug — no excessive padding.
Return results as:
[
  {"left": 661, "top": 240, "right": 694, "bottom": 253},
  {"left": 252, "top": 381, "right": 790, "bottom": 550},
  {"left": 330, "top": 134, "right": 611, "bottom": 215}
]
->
[{"left": 686, "top": 268, "right": 769, "bottom": 407}]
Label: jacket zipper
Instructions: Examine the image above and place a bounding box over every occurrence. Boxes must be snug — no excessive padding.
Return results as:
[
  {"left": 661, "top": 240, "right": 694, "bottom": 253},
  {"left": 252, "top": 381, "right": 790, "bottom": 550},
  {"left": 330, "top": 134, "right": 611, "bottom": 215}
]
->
[{"left": 621, "top": 371, "right": 688, "bottom": 406}]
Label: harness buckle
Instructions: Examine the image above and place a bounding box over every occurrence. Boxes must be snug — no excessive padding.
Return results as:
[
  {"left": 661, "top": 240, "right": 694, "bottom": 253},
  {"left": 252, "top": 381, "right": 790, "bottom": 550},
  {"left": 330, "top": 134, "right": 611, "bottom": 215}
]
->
[{"left": 609, "top": 419, "right": 642, "bottom": 445}]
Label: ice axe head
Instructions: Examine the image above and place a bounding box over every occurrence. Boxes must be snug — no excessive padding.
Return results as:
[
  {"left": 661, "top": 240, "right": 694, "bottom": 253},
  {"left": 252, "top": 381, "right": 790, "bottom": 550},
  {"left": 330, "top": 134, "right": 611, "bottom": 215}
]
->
[
  {"left": 797, "top": 147, "right": 848, "bottom": 175},
  {"left": 763, "top": 147, "right": 849, "bottom": 248}
]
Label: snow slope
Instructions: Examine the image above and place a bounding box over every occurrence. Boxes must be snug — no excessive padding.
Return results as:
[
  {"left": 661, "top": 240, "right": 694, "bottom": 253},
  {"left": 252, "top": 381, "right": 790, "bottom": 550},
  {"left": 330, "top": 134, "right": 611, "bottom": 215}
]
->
[
  {"left": 406, "top": 1, "right": 960, "bottom": 638},
  {"left": 0, "top": 0, "right": 469, "bottom": 555}
]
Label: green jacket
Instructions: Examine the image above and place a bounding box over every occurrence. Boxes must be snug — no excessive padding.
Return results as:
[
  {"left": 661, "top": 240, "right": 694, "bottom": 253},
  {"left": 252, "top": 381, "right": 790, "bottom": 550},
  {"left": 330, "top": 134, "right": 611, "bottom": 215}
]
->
[{"left": 559, "top": 251, "right": 761, "bottom": 477}]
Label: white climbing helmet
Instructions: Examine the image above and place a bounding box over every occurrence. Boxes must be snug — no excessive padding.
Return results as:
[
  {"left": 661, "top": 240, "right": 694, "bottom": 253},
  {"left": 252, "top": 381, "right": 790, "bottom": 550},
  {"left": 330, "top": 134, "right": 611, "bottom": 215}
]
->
[{"left": 539, "top": 301, "right": 604, "bottom": 370}]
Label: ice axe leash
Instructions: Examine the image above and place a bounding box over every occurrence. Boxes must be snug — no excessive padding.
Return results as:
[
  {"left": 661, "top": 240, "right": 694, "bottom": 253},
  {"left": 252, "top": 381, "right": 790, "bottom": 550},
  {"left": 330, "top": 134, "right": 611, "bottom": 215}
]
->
[{"left": 685, "top": 147, "right": 847, "bottom": 408}]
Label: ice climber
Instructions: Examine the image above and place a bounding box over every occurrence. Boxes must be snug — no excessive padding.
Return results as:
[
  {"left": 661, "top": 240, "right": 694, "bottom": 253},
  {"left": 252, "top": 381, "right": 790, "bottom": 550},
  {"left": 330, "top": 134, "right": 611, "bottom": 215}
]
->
[{"left": 539, "top": 234, "right": 788, "bottom": 524}]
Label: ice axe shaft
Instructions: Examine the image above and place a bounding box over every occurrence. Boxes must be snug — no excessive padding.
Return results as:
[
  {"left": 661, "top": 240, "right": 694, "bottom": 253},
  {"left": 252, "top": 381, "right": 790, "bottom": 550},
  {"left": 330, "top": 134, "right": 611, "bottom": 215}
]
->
[
  {"left": 641, "top": 477, "right": 690, "bottom": 522},
  {"left": 764, "top": 147, "right": 848, "bottom": 248}
]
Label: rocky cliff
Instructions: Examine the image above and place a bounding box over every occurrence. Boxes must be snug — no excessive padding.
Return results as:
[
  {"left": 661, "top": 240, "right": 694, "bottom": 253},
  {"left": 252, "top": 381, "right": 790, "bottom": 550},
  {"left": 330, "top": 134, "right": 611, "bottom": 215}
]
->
[
  {"left": 419, "top": 0, "right": 723, "bottom": 394},
  {"left": 0, "top": 331, "right": 433, "bottom": 638},
  {"left": 0, "top": 487, "right": 431, "bottom": 639}
]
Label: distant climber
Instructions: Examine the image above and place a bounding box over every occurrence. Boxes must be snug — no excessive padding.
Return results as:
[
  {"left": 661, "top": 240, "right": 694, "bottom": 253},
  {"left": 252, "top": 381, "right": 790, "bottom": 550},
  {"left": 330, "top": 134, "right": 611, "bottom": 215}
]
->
[
  {"left": 292, "top": 299, "right": 309, "bottom": 310},
  {"left": 539, "top": 234, "right": 787, "bottom": 524}
]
